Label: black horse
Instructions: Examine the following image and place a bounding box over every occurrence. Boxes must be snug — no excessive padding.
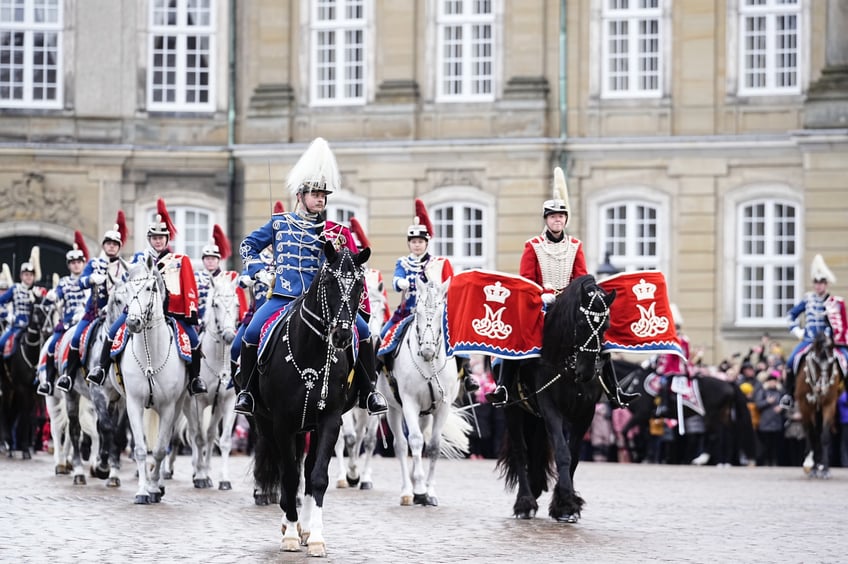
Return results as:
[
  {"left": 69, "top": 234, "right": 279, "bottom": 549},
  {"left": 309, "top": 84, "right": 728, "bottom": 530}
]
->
[
  {"left": 250, "top": 242, "right": 368, "bottom": 556},
  {"left": 497, "top": 274, "right": 616, "bottom": 522},
  {"left": 1, "top": 297, "right": 54, "bottom": 458},
  {"left": 615, "top": 359, "right": 756, "bottom": 465}
]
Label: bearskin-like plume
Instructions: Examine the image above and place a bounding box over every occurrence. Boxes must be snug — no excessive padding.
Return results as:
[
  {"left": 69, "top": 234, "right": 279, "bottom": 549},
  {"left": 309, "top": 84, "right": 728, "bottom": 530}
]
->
[
  {"left": 414, "top": 199, "right": 434, "bottom": 238},
  {"left": 74, "top": 230, "right": 90, "bottom": 261},
  {"left": 0, "top": 263, "right": 12, "bottom": 289},
  {"left": 286, "top": 137, "right": 340, "bottom": 195},
  {"left": 811, "top": 254, "right": 837, "bottom": 284},
  {"left": 212, "top": 224, "right": 232, "bottom": 260},
  {"left": 273, "top": 200, "right": 286, "bottom": 214},
  {"left": 29, "top": 246, "right": 42, "bottom": 282},
  {"left": 349, "top": 217, "right": 370, "bottom": 250}
]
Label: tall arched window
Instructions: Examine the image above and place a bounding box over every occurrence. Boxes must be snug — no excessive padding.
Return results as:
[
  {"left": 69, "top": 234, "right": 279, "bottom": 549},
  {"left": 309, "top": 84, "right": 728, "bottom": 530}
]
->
[
  {"left": 427, "top": 187, "right": 495, "bottom": 272},
  {"left": 142, "top": 204, "right": 215, "bottom": 262}
]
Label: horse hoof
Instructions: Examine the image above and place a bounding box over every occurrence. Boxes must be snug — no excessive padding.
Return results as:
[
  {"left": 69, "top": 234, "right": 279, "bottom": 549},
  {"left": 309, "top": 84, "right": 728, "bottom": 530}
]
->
[
  {"left": 22, "top": 450, "right": 31, "bottom": 460},
  {"left": 346, "top": 474, "right": 360, "bottom": 487},
  {"left": 400, "top": 495, "right": 413, "bottom": 506},
  {"left": 205, "top": 478, "right": 213, "bottom": 488},
  {"left": 163, "top": 470, "right": 173, "bottom": 480},
  {"left": 218, "top": 481, "right": 232, "bottom": 491},
  {"left": 359, "top": 481, "right": 373, "bottom": 490},
  {"left": 193, "top": 479, "right": 206, "bottom": 489},
  {"left": 413, "top": 493, "right": 436, "bottom": 506},
  {"left": 307, "top": 541, "right": 326, "bottom": 557},
  {"left": 134, "top": 495, "right": 150, "bottom": 505},
  {"left": 94, "top": 466, "right": 110, "bottom": 480},
  {"left": 149, "top": 491, "right": 162, "bottom": 503},
  {"left": 281, "top": 538, "right": 301, "bottom": 552},
  {"left": 73, "top": 475, "right": 87, "bottom": 486},
  {"left": 555, "top": 514, "right": 579, "bottom": 524},
  {"left": 336, "top": 479, "right": 348, "bottom": 489},
  {"left": 107, "top": 477, "right": 121, "bottom": 488},
  {"left": 55, "top": 464, "right": 69, "bottom": 475},
  {"left": 514, "top": 511, "right": 535, "bottom": 520}
]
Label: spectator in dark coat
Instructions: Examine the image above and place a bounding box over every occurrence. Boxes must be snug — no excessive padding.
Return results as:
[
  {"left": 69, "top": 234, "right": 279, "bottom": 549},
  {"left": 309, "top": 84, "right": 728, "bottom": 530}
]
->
[{"left": 754, "top": 372, "right": 785, "bottom": 466}]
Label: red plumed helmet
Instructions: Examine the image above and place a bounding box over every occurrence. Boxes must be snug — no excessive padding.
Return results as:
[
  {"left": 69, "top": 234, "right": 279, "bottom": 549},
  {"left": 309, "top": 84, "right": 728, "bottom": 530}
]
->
[
  {"left": 349, "top": 217, "right": 370, "bottom": 250},
  {"left": 102, "top": 210, "right": 127, "bottom": 247},
  {"left": 273, "top": 200, "right": 286, "bottom": 214},
  {"left": 408, "top": 199, "right": 433, "bottom": 240},
  {"left": 202, "top": 224, "right": 232, "bottom": 260},
  {"left": 148, "top": 198, "right": 177, "bottom": 239}
]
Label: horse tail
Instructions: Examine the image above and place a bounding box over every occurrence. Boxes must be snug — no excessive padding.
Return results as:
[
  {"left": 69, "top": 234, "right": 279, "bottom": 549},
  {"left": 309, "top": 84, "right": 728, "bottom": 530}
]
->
[
  {"left": 252, "top": 423, "right": 283, "bottom": 497},
  {"left": 732, "top": 385, "right": 756, "bottom": 462},
  {"left": 496, "top": 413, "right": 554, "bottom": 493},
  {"left": 438, "top": 408, "right": 472, "bottom": 459}
]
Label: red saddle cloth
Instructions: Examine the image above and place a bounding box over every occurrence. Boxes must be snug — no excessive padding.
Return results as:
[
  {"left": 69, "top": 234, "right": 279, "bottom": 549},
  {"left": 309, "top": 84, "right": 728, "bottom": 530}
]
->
[{"left": 111, "top": 320, "right": 192, "bottom": 362}]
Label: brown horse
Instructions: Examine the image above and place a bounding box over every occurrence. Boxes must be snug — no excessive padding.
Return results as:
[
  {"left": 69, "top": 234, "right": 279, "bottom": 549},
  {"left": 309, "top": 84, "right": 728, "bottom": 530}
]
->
[{"left": 795, "top": 332, "right": 842, "bottom": 479}]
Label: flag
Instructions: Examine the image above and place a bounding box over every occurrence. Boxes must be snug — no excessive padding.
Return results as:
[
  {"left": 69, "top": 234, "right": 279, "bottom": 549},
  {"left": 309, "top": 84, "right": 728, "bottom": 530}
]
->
[
  {"left": 444, "top": 270, "right": 544, "bottom": 359},
  {"left": 598, "top": 271, "right": 685, "bottom": 358}
]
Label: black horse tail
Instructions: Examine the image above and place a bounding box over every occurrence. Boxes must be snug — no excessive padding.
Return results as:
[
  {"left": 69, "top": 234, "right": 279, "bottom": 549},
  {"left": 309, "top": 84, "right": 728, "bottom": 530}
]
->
[
  {"left": 252, "top": 423, "right": 281, "bottom": 497},
  {"left": 496, "top": 413, "right": 554, "bottom": 496},
  {"left": 732, "top": 385, "right": 757, "bottom": 462}
]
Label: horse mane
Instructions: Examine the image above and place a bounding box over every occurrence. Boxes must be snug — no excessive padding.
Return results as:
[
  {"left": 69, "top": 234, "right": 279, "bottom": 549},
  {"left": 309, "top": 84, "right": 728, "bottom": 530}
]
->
[{"left": 541, "top": 274, "right": 597, "bottom": 364}]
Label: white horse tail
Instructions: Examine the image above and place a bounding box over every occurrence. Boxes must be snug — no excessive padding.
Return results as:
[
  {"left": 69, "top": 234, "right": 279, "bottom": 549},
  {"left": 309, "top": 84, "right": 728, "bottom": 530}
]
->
[
  {"left": 173, "top": 411, "right": 191, "bottom": 445},
  {"left": 438, "top": 407, "right": 472, "bottom": 459}
]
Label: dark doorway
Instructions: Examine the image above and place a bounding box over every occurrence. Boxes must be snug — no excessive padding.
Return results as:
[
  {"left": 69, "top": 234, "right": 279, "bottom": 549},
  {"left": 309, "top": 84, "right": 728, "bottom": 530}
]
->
[{"left": 0, "top": 236, "right": 71, "bottom": 289}]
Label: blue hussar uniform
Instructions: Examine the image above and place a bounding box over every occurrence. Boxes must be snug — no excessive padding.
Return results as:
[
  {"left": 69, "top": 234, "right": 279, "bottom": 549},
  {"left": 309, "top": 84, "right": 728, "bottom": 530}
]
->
[
  {"left": 0, "top": 280, "right": 38, "bottom": 357},
  {"left": 44, "top": 273, "right": 89, "bottom": 356}
]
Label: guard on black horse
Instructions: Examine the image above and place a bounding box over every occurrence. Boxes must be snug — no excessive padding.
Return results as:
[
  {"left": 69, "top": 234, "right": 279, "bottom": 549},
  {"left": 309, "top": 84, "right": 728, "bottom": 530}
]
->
[
  {"left": 234, "top": 137, "right": 387, "bottom": 417},
  {"left": 486, "top": 166, "right": 637, "bottom": 409}
]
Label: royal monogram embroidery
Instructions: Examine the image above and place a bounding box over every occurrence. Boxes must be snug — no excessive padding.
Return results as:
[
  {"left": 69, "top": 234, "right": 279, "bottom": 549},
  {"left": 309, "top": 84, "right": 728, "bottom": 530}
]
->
[
  {"left": 630, "top": 278, "right": 669, "bottom": 338},
  {"left": 471, "top": 281, "right": 513, "bottom": 340}
]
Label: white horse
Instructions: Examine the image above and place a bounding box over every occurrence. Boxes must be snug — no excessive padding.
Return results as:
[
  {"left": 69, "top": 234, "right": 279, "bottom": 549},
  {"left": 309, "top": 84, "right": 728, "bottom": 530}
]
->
[
  {"left": 333, "top": 267, "right": 387, "bottom": 491},
  {"left": 376, "top": 278, "right": 470, "bottom": 506},
  {"left": 181, "top": 272, "right": 240, "bottom": 490},
  {"left": 114, "top": 257, "right": 189, "bottom": 504},
  {"left": 52, "top": 286, "right": 129, "bottom": 488}
]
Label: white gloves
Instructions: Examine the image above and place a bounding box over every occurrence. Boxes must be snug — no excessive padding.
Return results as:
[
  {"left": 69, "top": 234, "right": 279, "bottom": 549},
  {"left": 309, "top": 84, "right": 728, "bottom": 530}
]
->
[
  {"left": 541, "top": 292, "right": 556, "bottom": 305},
  {"left": 791, "top": 327, "right": 805, "bottom": 341},
  {"left": 396, "top": 278, "right": 410, "bottom": 291},
  {"left": 256, "top": 269, "right": 275, "bottom": 287},
  {"left": 239, "top": 274, "right": 255, "bottom": 288},
  {"left": 90, "top": 272, "right": 107, "bottom": 285},
  {"left": 45, "top": 289, "right": 57, "bottom": 302}
]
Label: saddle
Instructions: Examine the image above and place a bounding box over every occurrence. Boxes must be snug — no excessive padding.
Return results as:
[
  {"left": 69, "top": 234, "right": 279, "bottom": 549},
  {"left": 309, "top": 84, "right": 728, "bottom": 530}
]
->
[
  {"left": 644, "top": 372, "right": 705, "bottom": 416},
  {"left": 377, "top": 316, "right": 413, "bottom": 359},
  {"left": 111, "top": 319, "right": 192, "bottom": 363}
]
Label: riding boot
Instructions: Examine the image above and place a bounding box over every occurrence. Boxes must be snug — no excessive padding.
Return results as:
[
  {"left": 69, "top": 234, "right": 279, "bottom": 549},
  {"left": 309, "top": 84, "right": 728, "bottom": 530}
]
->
[
  {"left": 227, "top": 360, "right": 239, "bottom": 390},
  {"left": 234, "top": 343, "right": 258, "bottom": 415},
  {"left": 38, "top": 354, "right": 56, "bottom": 396},
  {"left": 355, "top": 340, "right": 388, "bottom": 416},
  {"left": 456, "top": 357, "right": 479, "bottom": 392},
  {"left": 600, "top": 361, "right": 639, "bottom": 410},
  {"left": 782, "top": 365, "right": 796, "bottom": 406},
  {"left": 187, "top": 348, "right": 208, "bottom": 396},
  {"left": 86, "top": 339, "right": 113, "bottom": 386},
  {"left": 484, "top": 362, "right": 515, "bottom": 406}
]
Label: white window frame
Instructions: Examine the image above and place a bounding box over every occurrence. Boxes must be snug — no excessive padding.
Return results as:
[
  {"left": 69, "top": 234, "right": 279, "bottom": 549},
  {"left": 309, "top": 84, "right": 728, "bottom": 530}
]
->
[
  {"left": 734, "top": 197, "right": 800, "bottom": 325},
  {"left": 310, "top": 0, "right": 368, "bottom": 106},
  {"left": 600, "top": 0, "right": 664, "bottom": 99},
  {"left": 599, "top": 201, "right": 662, "bottom": 272},
  {"left": 586, "top": 185, "right": 669, "bottom": 275},
  {"left": 733, "top": 0, "right": 805, "bottom": 97},
  {"left": 435, "top": 0, "right": 496, "bottom": 103},
  {"left": 147, "top": 0, "right": 216, "bottom": 112},
  {"left": 425, "top": 187, "right": 495, "bottom": 272},
  {"left": 0, "top": 0, "right": 62, "bottom": 109},
  {"left": 326, "top": 188, "right": 367, "bottom": 227}
]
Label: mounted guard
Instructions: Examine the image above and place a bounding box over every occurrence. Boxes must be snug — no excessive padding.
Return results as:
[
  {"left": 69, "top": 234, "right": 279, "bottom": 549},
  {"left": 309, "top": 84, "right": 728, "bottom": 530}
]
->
[{"left": 0, "top": 247, "right": 46, "bottom": 359}]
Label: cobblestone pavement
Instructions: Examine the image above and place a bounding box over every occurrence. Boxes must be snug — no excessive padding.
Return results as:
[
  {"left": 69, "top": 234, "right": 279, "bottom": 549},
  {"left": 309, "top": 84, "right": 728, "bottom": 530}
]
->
[{"left": 0, "top": 448, "right": 845, "bottom": 563}]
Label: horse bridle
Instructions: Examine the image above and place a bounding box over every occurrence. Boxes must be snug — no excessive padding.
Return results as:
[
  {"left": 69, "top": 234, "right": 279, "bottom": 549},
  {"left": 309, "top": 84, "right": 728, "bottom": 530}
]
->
[
  {"left": 126, "top": 270, "right": 165, "bottom": 330},
  {"left": 802, "top": 337, "right": 838, "bottom": 404},
  {"left": 299, "top": 255, "right": 363, "bottom": 348},
  {"left": 576, "top": 289, "right": 610, "bottom": 356}
]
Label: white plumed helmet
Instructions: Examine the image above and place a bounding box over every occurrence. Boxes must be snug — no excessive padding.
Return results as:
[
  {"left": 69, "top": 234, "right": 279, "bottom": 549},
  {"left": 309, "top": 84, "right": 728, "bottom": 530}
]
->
[
  {"left": 543, "top": 167, "right": 571, "bottom": 226},
  {"left": 286, "top": 137, "right": 339, "bottom": 196},
  {"left": 810, "top": 254, "right": 836, "bottom": 284}
]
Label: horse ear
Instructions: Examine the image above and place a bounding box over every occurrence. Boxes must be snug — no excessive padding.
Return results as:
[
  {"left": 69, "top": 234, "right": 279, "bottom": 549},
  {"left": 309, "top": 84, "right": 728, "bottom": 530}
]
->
[
  {"left": 146, "top": 254, "right": 155, "bottom": 270},
  {"left": 604, "top": 288, "right": 617, "bottom": 306},
  {"left": 324, "top": 240, "right": 337, "bottom": 262},
  {"left": 356, "top": 247, "right": 371, "bottom": 266}
]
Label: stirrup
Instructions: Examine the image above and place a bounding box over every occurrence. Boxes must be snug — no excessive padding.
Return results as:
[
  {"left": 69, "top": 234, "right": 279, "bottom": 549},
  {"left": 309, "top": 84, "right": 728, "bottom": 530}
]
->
[
  {"left": 56, "top": 375, "right": 73, "bottom": 393},
  {"left": 485, "top": 386, "right": 508, "bottom": 406},
  {"left": 233, "top": 391, "right": 255, "bottom": 416},
  {"left": 366, "top": 392, "right": 388, "bottom": 416},
  {"left": 85, "top": 367, "right": 106, "bottom": 386},
  {"left": 37, "top": 381, "right": 53, "bottom": 397},
  {"left": 188, "top": 377, "right": 208, "bottom": 396}
]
